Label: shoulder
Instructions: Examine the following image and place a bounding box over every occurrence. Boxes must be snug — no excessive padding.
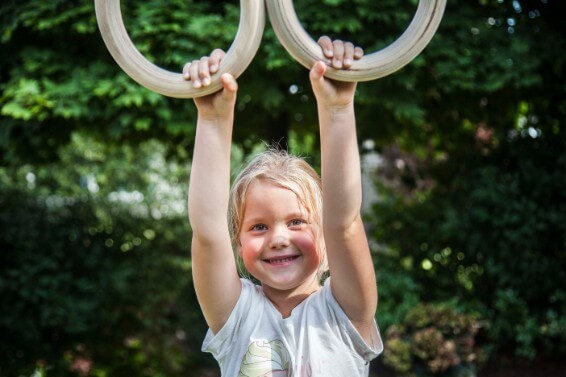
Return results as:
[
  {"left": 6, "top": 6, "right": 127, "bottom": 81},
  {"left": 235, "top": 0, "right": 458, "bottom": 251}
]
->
[
  {"left": 235, "top": 278, "right": 264, "bottom": 309},
  {"left": 208, "top": 278, "right": 263, "bottom": 334},
  {"left": 202, "top": 279, "right": 264, "bottom": 345},
  {"left": 315, "top": 278, "right": 384, "bottom": 358},
  {"left": 298, "top": 279, "right": 342, "bottom": 322},
  {"left": 202, "top": 279, "right": 279, "bottom": 361}
]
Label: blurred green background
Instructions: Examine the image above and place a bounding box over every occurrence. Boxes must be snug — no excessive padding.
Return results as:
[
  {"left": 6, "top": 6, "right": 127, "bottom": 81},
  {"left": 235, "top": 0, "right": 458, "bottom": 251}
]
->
[{"left": 1, "top": 0, "right": 564, "bottom": 376}]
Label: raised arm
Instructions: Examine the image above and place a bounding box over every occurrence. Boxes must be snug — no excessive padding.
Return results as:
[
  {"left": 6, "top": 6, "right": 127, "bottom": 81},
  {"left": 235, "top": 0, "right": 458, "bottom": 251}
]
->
[
  {"left": 310, "top": 37, "right": 378, "bottom": 342},
  {"left": 186, "top": 50, "right": 241, "bottom": 334}
]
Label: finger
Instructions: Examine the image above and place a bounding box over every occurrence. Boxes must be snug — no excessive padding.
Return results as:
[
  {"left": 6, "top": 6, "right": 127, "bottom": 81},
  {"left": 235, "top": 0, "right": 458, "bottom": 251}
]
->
[
  {"left": 317, "top": 36, "right": 334, "bottom": 58},
  {"left": 332, "top": 40, "right": 345, "bottom": 69},
  {"left": 189, "top": 59, "right": 201, "bottom": 88},
  {"left": 343, "top": 42, "right": 355, "bottom": 68},
  {"left": 309, "top": 61, "right": 326, "bottom": 84},
  {"left": 183, "top": 62, "right": 192, "bottom": 80},
  {"left": 220, "top": 73, "right": 238, "bottom": 100},
  {"left": 209, "top": 49, "right": 225, "bottom": 74},
  {"left": 199, "top": 57, "right": 212, "bottom": 87},
  {"left": 354, "top": 46, "right": 364, "bottom": 60}
]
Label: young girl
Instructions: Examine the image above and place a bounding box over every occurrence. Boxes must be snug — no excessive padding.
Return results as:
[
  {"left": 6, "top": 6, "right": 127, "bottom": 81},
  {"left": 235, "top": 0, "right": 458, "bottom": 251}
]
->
[{"left": 185, "top": 37, "right": 382, "bottom": 376}]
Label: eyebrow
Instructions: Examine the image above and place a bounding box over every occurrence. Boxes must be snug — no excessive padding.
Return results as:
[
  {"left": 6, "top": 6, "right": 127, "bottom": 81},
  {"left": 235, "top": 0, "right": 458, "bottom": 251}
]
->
[{"left": 243, "top": 211, "right": 307, "bottom": 224}]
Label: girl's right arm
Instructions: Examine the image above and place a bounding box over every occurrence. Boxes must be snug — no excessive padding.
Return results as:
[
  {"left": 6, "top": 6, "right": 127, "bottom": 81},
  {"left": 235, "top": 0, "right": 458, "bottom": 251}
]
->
[{"left": 185, "top": 50, "right": 242, "bottom": 334}]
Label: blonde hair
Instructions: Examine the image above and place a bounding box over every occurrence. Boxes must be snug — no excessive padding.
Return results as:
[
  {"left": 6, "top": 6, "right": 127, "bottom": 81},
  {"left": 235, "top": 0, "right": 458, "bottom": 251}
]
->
[{"left": 229, "top": 149, "right": 328, "bottom": 281}]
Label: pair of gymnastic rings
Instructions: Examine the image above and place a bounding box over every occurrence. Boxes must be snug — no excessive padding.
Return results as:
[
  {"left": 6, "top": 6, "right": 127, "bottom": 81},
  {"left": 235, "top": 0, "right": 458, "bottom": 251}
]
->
[{"left": 95, "top": 0, "right": 446, "bottom": 98}]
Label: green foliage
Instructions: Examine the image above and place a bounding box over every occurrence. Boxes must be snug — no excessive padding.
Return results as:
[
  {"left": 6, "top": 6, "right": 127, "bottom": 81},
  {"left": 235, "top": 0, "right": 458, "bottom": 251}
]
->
[
  {"left": 0, "top": 135, "right": 215, "bottom": 376},
  {"left": 383, "top": 303, "right": 483, "bottom": 377},
  {"left": 374, "top": 251, "right": 422, "bottom": 332},
  {"left": 372, "top": 125, "right": 566, "bottom": 360},
  {"left": 367, "top": 0, "right": 566, "bottom": 364},
  {"left": 0, "top": 0, "right": 564, "bottom": 374}
]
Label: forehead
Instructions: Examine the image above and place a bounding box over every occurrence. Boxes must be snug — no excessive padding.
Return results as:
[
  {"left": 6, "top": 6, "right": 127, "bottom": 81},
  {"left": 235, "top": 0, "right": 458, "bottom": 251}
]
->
[{"left": 243, "top": 180, "right": 306, "bottom": 214}]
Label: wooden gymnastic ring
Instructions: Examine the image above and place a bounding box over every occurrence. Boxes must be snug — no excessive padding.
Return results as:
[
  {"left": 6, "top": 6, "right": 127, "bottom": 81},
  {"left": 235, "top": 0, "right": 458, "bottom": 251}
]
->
[
  {"left": 265, "top": 0, "right": 447, "bottom": 82},
  {"left": 94, "top": 0, "right": 265, "bottom": 98}
]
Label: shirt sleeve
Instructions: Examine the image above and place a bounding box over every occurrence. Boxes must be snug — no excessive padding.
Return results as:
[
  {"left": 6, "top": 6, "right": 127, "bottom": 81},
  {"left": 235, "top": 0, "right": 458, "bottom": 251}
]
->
[
  {"left": 322, "top": 278, "right": 384, "bottom": 362},
  {"left": 201, "top": 278, "right": 255, "bottom": 360}
]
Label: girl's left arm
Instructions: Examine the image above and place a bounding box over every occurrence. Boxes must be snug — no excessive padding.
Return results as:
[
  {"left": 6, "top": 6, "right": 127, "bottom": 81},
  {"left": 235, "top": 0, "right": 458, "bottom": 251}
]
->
[{"left": 310, "top": 37, "right": 377, "bottom": 343}]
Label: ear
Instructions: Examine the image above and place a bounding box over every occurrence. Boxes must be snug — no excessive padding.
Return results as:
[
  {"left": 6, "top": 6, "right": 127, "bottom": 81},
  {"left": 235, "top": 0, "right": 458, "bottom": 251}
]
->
[{"left": 237, "top": 240, "right": 243, "bottom": 257}]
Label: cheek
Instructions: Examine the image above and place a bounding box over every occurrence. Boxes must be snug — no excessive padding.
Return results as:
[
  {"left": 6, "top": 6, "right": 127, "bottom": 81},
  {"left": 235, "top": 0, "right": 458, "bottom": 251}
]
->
[
  {"left": 239, "top": 237, "right": 264, "bottom": 262},
  {"left": 292, "top": 231, "right": 319, "bottom": 258},
  {"left": 293, "top": 234, "right": 316, "bottom": 254}
]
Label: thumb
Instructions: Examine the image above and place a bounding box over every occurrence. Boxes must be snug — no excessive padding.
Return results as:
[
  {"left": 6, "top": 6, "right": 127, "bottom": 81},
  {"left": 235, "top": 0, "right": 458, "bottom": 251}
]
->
[
  {"left": 309, "top": 61, "right": 326, "bottom": 88},
  {"left": 220, "top": 73, "right": 238, "bottom": 99},
  {"left": 309, "top": 61, "right": 326, "bottom": 94}
]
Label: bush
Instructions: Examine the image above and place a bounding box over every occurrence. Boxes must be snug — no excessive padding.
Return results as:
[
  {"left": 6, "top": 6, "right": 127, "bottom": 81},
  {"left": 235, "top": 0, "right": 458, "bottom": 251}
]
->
[
  {"left": 370, "top": 130, "right": 566, "bottom": 361},
  {"left": 0, "top": 136, "right": 214, "bottom": 376},
  {"left": 383, "top": 303, "right": 484, "bottom": 377}
]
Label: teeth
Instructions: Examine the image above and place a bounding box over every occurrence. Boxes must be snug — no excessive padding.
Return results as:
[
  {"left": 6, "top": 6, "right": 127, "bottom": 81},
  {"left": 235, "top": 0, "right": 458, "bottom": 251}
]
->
[{"left": 268, "top": 256, "right": 296, "bottom": 263}]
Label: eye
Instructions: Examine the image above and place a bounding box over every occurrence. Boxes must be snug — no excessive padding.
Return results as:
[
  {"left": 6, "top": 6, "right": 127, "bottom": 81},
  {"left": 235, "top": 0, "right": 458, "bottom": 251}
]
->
[
  {"left": 288, "top": 219, "right": 306, "bottom": 228},
  {"left": 251, "top": 224, "right": 267, "bottom": 231}
]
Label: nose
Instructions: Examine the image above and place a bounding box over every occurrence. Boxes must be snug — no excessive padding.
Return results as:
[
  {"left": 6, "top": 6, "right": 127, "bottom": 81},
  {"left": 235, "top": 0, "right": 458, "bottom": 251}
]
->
[{"left": 268, "top": 225, "right": 290, "bottom": 250}]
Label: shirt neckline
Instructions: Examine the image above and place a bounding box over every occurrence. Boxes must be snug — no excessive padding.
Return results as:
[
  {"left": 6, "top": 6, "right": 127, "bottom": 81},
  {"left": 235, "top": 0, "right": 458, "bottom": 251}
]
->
[{"left": 259, "top": 282, "right": 325, "bottom": 321}]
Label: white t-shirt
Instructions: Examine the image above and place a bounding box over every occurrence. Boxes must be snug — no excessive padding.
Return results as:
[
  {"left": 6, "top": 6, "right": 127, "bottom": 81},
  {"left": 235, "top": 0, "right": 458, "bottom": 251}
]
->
[{"left": 202, "top": 278, "right": 383, "bottom": 376}]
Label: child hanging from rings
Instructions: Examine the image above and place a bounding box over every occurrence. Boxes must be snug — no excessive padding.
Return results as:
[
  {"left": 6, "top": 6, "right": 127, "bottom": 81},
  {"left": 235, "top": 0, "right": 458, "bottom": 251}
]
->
[{"left": 185, "top": 36, "right": 383, "bottom": 376}]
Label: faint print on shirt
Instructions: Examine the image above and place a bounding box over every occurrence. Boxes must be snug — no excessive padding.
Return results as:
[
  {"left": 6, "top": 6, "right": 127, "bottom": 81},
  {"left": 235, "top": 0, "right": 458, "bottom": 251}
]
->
[
  {"left": 237, "top": 339, "right": 329, "bottom": 376},
  {"left": 238, "top": 339, "right": 291, "bottom": 377}
]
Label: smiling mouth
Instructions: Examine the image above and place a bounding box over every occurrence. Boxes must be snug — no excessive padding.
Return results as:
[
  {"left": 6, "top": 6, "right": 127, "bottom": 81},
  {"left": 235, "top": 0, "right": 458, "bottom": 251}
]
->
[{"left": 264, "top": 256, "right": 300, "bottom": 265}]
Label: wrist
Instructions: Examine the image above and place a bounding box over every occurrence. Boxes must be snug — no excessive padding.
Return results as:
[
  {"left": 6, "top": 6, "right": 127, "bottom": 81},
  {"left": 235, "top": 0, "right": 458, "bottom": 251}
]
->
[
  {"left": 198, "top": 112, "right": 234, "bottom": 124},
  {"left": 318, "top": 101, "right": 355, "bottom": 119},
  {"left": 197, "top": 115, "right": 234, "bottom": 133}
]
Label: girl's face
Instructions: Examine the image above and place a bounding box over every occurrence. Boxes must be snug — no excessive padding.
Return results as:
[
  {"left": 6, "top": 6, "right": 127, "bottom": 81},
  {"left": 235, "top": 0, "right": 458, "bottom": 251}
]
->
[{"left": 238, "top": 180, "right": 322, "bottom": 294}]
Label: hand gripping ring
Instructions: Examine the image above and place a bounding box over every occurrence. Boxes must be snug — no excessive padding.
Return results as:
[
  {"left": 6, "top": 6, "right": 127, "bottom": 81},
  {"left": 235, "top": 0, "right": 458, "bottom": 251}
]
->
[
  {"left": 266, "top": 0, "right": 447, "bottom": 82},
  {"left": 94, "top": 0, "right": 265, "bottom": 98}
]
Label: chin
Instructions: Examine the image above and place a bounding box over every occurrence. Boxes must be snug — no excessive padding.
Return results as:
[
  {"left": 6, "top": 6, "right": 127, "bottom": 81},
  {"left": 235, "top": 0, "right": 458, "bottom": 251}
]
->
[
  {"left": 267, "top": 273, "right": 319, "bottom": 291},
  {"left": 263, "top": 279, "right": 297, "bottom": 291}
]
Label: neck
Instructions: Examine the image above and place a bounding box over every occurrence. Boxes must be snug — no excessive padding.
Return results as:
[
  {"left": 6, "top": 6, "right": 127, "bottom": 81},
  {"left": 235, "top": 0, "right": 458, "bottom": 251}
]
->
[{"left": 262, "top": 277, "right": 321, "bottom": 318}]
